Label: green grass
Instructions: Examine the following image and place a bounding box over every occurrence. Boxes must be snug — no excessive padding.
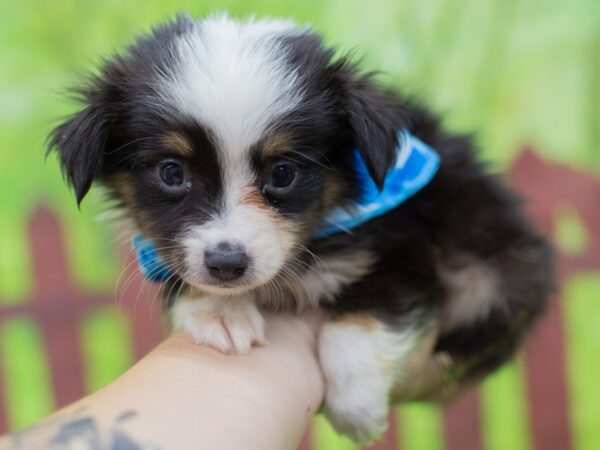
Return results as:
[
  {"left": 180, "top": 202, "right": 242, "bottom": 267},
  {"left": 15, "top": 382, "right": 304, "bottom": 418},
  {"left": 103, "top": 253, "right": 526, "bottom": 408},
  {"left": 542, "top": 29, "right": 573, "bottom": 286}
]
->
[
  {"left": 564, "top": 274, "right": 600, "bottom": 450},
  {"left": 0, "top": 319, "right": 54, "bottom": 430},
  {"left": 312, "top": 415, "right": 358, "bottom": 450},
  {"left": 80, "top": 307, "right": 134, "bottom": 391},
  {"left": 481, "top": 362, "right": 532, "bottom": 450},
  {"left": 554, "top": 207, "right": 589, "bottom": 256},
  {"left": 399, "top": 404, "right": 445, "bottom": 450}
]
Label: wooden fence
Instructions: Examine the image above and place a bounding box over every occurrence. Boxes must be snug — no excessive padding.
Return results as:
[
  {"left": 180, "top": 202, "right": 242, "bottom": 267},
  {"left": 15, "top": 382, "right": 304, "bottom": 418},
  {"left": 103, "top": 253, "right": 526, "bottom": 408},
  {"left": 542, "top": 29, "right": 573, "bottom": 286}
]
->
[{"left": 1, "top": 149, "right": 599, "bottom": 450}]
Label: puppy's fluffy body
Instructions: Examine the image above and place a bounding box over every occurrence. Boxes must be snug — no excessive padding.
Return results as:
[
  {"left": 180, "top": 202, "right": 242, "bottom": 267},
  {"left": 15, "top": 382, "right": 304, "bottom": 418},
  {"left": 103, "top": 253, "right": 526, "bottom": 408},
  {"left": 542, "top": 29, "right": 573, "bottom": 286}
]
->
[{"left": 49, "top": 14, "right": 553, "bottom": 442}]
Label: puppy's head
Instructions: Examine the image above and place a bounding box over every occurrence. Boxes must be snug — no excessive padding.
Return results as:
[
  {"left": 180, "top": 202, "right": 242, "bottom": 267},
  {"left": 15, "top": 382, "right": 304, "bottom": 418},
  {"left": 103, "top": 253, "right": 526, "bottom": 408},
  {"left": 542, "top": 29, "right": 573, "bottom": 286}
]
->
[{"left": 48, "top": 14, "right": 408, "bottom": 295}]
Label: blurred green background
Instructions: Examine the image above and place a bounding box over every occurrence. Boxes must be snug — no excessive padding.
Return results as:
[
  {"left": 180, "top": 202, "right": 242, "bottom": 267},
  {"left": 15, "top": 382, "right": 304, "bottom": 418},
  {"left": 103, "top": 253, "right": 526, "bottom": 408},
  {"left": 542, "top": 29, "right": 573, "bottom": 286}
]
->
[{"left": 0, "top": 0, "right": 599, "bottom": 449}]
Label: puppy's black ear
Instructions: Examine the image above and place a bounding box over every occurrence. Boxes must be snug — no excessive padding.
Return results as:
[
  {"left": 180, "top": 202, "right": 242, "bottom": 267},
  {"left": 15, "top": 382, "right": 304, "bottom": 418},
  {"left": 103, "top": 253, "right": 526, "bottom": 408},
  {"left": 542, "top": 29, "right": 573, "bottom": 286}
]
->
[
  {"left": 47, "top": 102, "right": 109, "bottom": 205},
  {"left": 341, "top": 69, "right": 408, "bottom": 188}
]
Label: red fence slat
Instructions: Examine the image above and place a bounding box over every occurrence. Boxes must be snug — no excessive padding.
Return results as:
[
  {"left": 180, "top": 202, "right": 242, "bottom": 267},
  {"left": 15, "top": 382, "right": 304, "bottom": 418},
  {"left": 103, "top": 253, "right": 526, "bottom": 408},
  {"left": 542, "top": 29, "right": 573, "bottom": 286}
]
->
[
  {"left": 118, "top": 248, "right": 164, "bottom": 360},
  {"left": 443, "top": 390, "right": 484, "bottom": 450},
  {"left": 29, "top": 207, "right": 74, "bottom": 297},
  {"left": 524, "top": 297, "right": 573, "bottom": 450},
  {"left": 0, "top": 360, "right": 8, "bottom": 433},
  {"left": 28, "top": 207, "right": 86, "bottom": 408},
  {"left": 508, "top": 150, "right": 600, "bottom": 450}
]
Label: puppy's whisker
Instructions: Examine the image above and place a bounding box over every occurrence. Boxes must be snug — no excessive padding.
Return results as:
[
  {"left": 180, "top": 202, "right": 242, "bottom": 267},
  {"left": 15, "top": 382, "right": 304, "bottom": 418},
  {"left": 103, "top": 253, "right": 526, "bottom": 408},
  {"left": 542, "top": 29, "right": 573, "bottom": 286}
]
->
[
  {"left": 294, "top": 243, "right": 325, "bottom": 267},
  {"left": 133, "top": 258, "right": 184, "bottom": 320},
  {"left": 279, "top": 264, "right": 312, "bottom": 308},
  {"left": 286, "top": 149, "right": 337, "bottom": 171},
  {"left": 113, "top": 246, "right": 142, "bottom": 304},
  {"left": 155, "top": 268, "right": 185, "bottom": 319},
  {"left": 104, "top": 136, "right": 157, "bottom": 156}
]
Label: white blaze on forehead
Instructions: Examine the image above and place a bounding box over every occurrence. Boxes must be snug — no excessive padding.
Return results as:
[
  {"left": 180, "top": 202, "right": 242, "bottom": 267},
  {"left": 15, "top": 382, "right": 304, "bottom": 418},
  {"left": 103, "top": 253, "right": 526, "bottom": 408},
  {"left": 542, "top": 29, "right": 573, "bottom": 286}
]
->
[{"left": 158, "top": 14, "right": 305, "bottom": 156}]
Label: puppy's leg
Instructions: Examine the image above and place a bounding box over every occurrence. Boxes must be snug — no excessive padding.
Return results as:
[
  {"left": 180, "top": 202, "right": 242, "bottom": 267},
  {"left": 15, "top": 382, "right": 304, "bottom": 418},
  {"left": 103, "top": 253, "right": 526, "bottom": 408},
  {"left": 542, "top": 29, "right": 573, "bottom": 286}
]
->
[
  {"left": 170, "top": 296, "right": 266, "bottom": 354},
  {"left": 319, "top": 313, "right": 427, "bottom": 443}
]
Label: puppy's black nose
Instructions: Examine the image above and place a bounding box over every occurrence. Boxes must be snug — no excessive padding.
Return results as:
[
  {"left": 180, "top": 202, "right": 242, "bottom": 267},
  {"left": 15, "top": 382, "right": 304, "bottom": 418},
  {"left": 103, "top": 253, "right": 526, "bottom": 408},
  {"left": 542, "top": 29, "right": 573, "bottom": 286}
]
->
[{"left": 205, "top": 242, "right": 249, "bottom": 282}]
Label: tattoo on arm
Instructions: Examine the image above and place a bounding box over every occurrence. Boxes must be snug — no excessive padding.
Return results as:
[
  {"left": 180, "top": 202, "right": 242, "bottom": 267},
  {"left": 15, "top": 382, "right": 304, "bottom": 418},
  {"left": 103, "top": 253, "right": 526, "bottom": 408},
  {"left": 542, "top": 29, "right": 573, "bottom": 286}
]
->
[{"left": 5, "top": 408, "right": 161, "bottom": 450}]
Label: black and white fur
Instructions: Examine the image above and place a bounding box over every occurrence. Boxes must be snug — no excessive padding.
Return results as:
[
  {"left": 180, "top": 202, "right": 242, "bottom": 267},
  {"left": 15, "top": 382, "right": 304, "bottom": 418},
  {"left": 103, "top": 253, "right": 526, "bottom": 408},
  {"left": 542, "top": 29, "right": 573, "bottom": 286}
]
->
[{"left": 48, "top": 14, "right": 553, "bottom": 443}]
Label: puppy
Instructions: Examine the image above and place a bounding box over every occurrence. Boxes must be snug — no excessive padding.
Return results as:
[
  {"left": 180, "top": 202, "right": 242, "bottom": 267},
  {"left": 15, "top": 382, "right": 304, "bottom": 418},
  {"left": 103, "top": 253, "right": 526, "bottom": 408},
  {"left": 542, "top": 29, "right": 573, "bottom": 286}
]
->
[{"left": 48, "top": 14, "right": 553, "bottom": 443}]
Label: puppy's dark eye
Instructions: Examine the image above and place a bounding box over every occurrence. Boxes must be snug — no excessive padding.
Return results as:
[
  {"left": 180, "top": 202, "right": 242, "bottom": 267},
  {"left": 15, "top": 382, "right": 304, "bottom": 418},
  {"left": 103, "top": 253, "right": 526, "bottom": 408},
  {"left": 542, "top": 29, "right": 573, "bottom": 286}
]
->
[
  {"left": 160, "top": 161, "right": 185, "bottom": 187},
  {"left": 262, "top": 161, "right": 298, "bottom": 203},
  {"left": 270, "top": 163, "right": 296, "bottom": 189}
]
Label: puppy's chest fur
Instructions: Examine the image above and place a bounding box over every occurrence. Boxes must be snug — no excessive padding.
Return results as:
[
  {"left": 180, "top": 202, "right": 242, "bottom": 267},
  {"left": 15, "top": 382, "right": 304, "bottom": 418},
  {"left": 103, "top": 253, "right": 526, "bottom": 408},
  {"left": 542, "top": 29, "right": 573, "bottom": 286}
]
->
[{"left": 253, "top": 248, "right": 377, "bottom": 310}]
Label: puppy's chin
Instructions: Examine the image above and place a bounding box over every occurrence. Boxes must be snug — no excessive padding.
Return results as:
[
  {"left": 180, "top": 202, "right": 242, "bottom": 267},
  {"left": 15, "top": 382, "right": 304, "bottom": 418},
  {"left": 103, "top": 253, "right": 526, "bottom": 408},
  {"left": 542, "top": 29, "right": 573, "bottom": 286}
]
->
[{"left": 183, "top": 273, "right": 274, "bottom": 297}]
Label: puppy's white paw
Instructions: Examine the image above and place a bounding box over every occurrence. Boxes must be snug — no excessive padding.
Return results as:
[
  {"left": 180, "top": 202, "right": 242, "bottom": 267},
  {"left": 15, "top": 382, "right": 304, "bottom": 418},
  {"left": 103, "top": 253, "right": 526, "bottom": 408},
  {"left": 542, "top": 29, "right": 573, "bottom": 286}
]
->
[
  {"left": 222, "top": 301, "right": 267, "bottom": 353},
  {"left": 182, "top": 312, "right": 232, "bottom": 353},
  {"left": 319, "top": 316, "right": 421, "bottom": 443},
  {"left": 324, "top": 386, "right": 389, "bottom": 444},
  {"left": 172, "top": 298, "right": 266, "bottom": 354}
]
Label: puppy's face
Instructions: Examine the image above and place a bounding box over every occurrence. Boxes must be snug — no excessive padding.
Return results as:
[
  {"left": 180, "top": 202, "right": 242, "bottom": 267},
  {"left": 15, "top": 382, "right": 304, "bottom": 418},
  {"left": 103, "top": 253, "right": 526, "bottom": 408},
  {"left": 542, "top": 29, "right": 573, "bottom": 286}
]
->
[
  {"left": 108, "top": 121, "right": 338, "bottom": 295},
  {"left": 49, "top": 14, "right": 406, "bottom": 295}
]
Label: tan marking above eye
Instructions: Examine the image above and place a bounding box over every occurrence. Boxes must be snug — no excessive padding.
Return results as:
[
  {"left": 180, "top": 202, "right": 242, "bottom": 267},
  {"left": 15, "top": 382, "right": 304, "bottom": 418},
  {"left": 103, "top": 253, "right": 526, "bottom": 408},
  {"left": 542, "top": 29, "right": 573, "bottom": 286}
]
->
[
  {"left": 259, "top": 131, "right": 295, "bottom": 158},
  {"left": 161, "top": 132, "right": 194, "bottom": 157}
]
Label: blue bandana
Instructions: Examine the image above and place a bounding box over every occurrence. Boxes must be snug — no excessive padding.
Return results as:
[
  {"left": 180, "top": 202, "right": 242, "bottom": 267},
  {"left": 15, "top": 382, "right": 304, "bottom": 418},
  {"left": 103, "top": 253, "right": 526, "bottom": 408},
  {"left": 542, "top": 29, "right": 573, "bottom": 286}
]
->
[
  {"left": 133, "top": 130, "right": 439, "bottom": 282},
  {"left": 312, "top": 131, "right": 440, "bottom": 238},
  {"left": 131, "top": 234, "right": 174, "bottom": 282}
]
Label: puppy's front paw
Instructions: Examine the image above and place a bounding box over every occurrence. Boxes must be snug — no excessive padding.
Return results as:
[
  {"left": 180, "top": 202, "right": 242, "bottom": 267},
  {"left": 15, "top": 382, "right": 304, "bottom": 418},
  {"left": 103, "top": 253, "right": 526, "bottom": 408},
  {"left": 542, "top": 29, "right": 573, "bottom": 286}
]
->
[
  {"left": 319, "top": 316, "right": 413, "bottom": 444},
  {"left": 222, "top": 301, "right": 267, "bottom": 353},
  {"left": 324, "top": 388, "right": 389, "bottom": 444},
  {"left": 173, "top": 298, "right": 266, "bottom": 354}
]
